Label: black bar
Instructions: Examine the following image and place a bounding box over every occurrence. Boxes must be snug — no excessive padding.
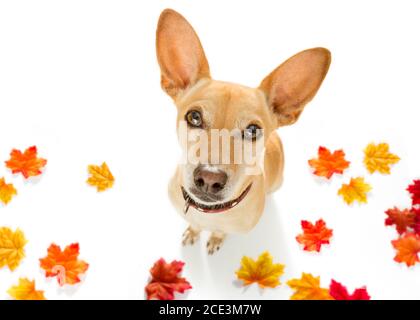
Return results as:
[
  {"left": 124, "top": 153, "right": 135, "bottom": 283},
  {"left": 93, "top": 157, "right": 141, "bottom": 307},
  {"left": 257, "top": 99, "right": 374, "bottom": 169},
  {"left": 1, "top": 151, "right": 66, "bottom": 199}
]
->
[{"left": 1, "top": 300, "right": 419, "bottom": 319}]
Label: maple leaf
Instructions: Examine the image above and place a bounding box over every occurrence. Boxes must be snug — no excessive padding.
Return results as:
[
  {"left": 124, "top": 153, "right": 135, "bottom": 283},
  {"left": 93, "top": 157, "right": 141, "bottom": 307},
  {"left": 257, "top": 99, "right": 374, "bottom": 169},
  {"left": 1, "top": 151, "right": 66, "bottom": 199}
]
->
[
  {"left": 364, "top": 142, "right": 400, "bottom": 174},
  {"left": 39, "top": 243, "right": 89, "bottom": 285},
  {"left": 407, "top": 180, "right": 420, "bottom": 206},
  {"left": 0, "top": 177, "right": 17, "bottom": 205},
  {"left": 296, "top": 219, "right": 333, "bottom": 252},
  {"left": 0, "top": 227, "right": 27, "bottom": 271},
  {"left": 385, "top": 207, "right": 416, "bottom": 235},
  {"left": 391, "top": 233, "right": 420, "bottom": 267},
  {"left": 308, "top": 146, "right": 350, "bottom": 179},
  {"left": 413, "top": 207, "right": 420, "bottom": 235},
  {"left": 235, "top": 251, "right": 285, "bottom": 288},
  {"left": 287, "top": 273, "right": 333, "bottom": 300},
  {"left": 5, "top": 146, "right": 47, "bottom": 179},
  {"left": 329, "top": 280, "right": 370, "bottom": 300},
  {"left": 145, "top": 258, "right": 192, "bottom": 300},
  {"left": 338, "top": 177, "right": 372, "bottom": 205},
  {"left": 87, "top": 162, "right": 115, "bottom": 192},
  {"left": 8, "top": 278, "right": 46, "bottom": 300}
]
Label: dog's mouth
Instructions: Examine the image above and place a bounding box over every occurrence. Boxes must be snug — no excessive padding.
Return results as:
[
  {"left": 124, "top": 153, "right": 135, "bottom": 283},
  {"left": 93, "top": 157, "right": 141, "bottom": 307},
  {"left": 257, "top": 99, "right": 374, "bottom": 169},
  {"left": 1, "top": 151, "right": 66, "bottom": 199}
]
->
[{"left": 181, "top": 184, "right": 252, "bottom": 214}]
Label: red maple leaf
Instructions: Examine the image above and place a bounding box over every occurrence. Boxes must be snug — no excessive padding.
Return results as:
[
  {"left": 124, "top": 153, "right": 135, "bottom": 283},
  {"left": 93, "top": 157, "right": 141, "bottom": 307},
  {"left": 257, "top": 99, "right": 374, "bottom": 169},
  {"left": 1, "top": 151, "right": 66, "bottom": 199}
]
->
[
  {"left": 296, "top": 219, "right": 333, "bottom": 252},
  {"left": 413, "top": 207, "right": 420, "bottom": 236},
  {"left": 407, "top": 180, "right": 420, "bottom": 206},
  {"left": 308, "top": 146, "right": 350, "bottom": 179},
  {"left": 145, "top": 258, "right": 192, "bottom": 300},
  {"left": 385, "top": 207, "right": 416, "bottom": 235},
  {"left": 329, "top": 280, "right": 370, "bottom": 300}
]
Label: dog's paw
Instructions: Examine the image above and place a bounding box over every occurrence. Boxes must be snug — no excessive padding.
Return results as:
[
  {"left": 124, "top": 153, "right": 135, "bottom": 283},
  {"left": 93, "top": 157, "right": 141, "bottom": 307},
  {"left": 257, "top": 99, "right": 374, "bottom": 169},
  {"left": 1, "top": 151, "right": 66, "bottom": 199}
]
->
[
  {"left": 206, "top": 234, "right": 225, "bottom": 255},
  {"left": 182, "top": 226, "right": 200, "bottom": 246}
]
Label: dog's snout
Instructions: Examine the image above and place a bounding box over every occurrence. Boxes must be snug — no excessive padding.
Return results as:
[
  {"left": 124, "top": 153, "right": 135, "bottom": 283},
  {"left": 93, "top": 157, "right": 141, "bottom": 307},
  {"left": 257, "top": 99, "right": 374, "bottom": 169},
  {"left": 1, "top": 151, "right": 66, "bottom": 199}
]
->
[{"left": 193, "top": 166, "right": 228, "bottom": 194}]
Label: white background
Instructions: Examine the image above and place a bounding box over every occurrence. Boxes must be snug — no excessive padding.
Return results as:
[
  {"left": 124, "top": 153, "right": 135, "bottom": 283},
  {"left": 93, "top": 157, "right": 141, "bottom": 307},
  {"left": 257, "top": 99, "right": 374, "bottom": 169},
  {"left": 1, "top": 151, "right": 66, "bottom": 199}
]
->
[{"left": 0, "top": 0, "right": 419, "bottom": 300}]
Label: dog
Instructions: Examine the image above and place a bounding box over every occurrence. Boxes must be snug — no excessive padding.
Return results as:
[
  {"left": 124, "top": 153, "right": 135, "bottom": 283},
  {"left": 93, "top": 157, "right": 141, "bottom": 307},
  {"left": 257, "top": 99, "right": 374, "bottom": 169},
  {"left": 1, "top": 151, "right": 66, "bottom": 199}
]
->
[{"left": 156, "top": 9, "right": 331, "bottom": 254}]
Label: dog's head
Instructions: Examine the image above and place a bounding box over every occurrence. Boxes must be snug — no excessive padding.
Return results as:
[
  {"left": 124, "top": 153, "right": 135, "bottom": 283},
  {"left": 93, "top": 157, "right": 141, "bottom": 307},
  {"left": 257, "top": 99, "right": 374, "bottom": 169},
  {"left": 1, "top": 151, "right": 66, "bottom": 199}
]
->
[{"left": 156, "top": 9, "right": 330, "bottom": 213}]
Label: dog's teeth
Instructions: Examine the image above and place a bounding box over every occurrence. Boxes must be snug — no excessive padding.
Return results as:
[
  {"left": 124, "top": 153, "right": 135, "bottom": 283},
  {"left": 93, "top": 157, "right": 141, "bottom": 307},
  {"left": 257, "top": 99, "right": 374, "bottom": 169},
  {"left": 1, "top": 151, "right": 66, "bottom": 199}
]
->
[
  {"left": 184, "top": 202, "right": 190, "bottom": 214},
  {"left": 231, "top": 201, "right": 237, "bottom": 207}
]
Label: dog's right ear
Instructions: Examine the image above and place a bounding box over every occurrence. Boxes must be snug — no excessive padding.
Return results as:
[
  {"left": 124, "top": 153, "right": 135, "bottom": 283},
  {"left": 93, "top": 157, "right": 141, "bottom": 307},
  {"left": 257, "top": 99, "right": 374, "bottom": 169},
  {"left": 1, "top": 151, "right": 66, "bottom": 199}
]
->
[
  {"left": 156, "top": 9, "right": 210, "bottom": 99},
  {"left": 259, "top": 48, "right": 331, "bottom": 127}
]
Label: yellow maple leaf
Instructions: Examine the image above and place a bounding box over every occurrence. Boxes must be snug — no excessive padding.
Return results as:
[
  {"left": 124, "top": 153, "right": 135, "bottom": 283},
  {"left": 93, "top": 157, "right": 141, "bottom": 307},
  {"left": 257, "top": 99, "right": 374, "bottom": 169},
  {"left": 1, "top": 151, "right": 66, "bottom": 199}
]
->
[
  {"left": 0, "top": 177, "right": 17, "bottom": 205},
  {"left": 338, "top": 177, "right": 372, "bottom": 205},
  {"left": 364, "top": 142, "right": 400, "bottom": 174},
  {"left": 87, "top": 162, "right": 115, "bottom": 192},
  {"left": 0, "top": 227, "right": 27, "bottom": 271},
  {"left": 8, "top": 278, "right": 46, "bottom": 300},
  {"left": 235, "top": 251, "right": 285, "bottom": 288},
  {"left": 287, "top": 273, "right": 333, "bottom": 300}
]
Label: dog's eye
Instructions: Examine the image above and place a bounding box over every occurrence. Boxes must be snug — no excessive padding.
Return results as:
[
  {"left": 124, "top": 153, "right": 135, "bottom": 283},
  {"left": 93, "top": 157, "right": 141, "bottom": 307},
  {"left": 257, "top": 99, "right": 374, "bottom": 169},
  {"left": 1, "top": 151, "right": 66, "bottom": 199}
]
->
[
  {"left": 185, "top": 110, "right": 203, "bottom": 128},
  {"left": 243, "top": 124, "right": 262, "bottom": 140}
]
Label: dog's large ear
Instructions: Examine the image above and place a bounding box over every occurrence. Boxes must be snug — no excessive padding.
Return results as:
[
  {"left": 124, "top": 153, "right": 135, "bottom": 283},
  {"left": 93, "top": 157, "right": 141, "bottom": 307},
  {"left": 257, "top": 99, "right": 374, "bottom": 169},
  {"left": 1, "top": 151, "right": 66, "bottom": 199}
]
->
[
  {"left": 259, "top": 48, "right": 331, "bottom": 127},
  {"left": 156, "top": 9, "right": 210, "bottom": 99}
]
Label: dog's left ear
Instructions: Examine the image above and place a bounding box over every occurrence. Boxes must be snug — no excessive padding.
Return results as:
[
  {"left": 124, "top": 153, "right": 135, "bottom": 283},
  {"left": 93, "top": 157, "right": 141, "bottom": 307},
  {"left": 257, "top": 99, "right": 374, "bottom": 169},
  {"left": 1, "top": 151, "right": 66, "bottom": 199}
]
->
[
  {"left": 259, "top": 48, "right": 331, "bottom": 127},
  {"left": 156, "top": 9, "right": 210, "bottom": 99}
]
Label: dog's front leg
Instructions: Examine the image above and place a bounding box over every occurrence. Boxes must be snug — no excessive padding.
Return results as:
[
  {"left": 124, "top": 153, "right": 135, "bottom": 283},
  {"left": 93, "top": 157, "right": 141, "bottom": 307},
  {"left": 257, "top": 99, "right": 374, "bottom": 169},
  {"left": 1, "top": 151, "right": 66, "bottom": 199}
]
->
[
  {"left": 182, "top": 225, "right": 201, "bottom": 246},
  {"left": 207, "top": 231, "right": 226, "bottom": 255}
]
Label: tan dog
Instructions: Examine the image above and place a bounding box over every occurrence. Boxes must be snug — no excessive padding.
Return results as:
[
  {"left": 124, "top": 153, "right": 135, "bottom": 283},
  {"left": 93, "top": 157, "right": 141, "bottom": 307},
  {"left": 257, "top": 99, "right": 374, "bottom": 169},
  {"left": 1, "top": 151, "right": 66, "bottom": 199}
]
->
[{"left": 156, "top": 9, "right": 331, "bottom": 254}]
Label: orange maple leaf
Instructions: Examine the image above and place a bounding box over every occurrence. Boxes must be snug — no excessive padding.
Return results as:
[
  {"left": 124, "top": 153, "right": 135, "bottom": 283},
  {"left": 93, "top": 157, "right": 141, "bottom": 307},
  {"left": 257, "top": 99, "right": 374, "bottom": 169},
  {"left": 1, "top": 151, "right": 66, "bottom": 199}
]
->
[
  {"left": 0, "top": 227, "right": 27, "bottom": 271},
  {"left": 145, "top": 258, "right": 192, "bottom": 300},
  {"left": 5, "top": 146, "right": 47, "bottom": 179},
  {"left": 0, "top": 177, "right": 17, "bottom": 205},
  {"left": 391, "top": 233, "right": 420, "bottom": 267},
  {"left": 87, "top": 162, "right": 114, "bottom": 192},
  {"left": 287, "top": 273, "right": 333, "bottom": 300},
  {"left": 296, "top": 219, "right": 333, "bottom": 252},
  {"left": 8, "top": 278, "right": 46, "bottom": 300},
  {"left": 308, "top": 146, "right": 350, "bottom": 179},
  {"left": 363, "top": 142, "right": 400, "bottom": 174},
  {"left": 235, "top": 251, "right": 285, "bottom": 288},
  {"left": 39, "top": 243, "right": 89, "bottom": 285},
  {"left": 338, "top": 177, "right": 372, "bottom": 205}
]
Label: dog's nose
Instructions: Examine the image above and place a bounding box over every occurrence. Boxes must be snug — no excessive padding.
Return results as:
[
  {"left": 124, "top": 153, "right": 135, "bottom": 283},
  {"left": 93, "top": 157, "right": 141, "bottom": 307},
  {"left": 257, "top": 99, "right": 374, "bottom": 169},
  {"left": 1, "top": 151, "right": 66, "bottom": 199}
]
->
[{"left": 193, "top": 166, "right": 228, "bottom": 194}]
